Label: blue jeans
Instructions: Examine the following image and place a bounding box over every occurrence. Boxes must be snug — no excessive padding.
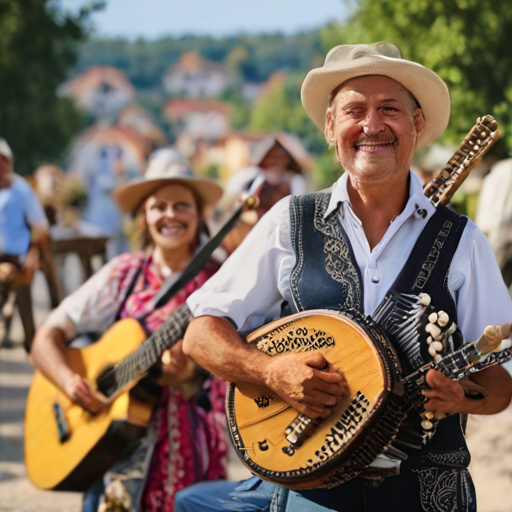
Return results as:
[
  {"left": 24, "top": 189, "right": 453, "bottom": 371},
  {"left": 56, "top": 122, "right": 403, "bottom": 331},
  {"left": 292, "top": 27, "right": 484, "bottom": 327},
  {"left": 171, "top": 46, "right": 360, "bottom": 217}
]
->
[
  {"left": 174, "top": 477, "right": 276, "bottom": 512},
  {"left": 82, "top": 478, "right": 104, "bottom": 512}
]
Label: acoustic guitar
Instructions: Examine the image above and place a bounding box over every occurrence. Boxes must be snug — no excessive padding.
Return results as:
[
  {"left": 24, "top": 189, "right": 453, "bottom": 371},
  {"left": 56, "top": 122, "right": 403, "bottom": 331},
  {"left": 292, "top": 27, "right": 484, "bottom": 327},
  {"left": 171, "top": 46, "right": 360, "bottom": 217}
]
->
[
  {"left": 24, "top": 190, "right": 262, "bottom": 492},
  {"left": 24, "top": 304, "right": 192, "bottom": 491}
]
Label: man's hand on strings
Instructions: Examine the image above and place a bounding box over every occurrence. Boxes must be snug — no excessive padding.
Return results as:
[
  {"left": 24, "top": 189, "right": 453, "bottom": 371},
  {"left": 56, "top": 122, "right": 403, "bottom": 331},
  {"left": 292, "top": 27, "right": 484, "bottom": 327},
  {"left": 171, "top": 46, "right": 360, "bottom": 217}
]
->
[{"left": 264, "top": 351, "right": 349, "bottom": 419}]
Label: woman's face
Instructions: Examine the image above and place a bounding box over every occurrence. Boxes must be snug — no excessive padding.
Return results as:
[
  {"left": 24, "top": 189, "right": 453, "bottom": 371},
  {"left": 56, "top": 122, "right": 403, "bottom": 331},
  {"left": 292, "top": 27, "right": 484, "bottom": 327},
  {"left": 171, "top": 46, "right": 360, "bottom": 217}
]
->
[{"left": 145, "top": 183, "right": 199, "bottom": 252}]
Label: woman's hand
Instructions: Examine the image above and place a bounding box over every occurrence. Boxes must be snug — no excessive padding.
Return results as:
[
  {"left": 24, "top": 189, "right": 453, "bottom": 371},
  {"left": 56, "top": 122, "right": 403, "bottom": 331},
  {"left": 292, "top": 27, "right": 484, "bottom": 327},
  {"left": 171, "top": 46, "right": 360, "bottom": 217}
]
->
[
  {"left": 63, "top": 373, "right": 101, "bottom": 411},
  {"left": 158, "top": 340, "right": 197, "bottom": 387}
]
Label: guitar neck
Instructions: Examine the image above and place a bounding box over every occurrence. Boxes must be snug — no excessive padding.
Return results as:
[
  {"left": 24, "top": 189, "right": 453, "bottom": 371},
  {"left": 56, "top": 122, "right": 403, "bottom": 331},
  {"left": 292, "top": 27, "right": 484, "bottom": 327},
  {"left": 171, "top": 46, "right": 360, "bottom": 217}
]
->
[
  {"left": 423, "top": 115, "right": 499, "bottom": 206},
  {"left": 98, "top": 303, "right": 193, "bottom": 396}
]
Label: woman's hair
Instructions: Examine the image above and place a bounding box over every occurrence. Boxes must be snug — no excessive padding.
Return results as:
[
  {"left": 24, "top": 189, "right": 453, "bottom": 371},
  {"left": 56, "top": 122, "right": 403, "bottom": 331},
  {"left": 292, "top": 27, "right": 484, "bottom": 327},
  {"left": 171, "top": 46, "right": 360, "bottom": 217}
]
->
[{"left": 137, "top": 183, "right": 209, "bottom": 251}]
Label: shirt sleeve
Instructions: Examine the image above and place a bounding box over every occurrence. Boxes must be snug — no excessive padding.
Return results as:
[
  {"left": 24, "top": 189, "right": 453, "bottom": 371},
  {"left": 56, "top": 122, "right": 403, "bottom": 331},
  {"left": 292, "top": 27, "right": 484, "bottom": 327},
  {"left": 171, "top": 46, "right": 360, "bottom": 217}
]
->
[
  {"left": 450, "top": 219, "right": 512, "bottom": 342},
  {"left": 187, "top": 197, "right": 293, "bottom": 331},
  {"left": 14, "top": 176, "right": 49, "bottom": 231},
  {"left": 43, "top": 257, "right": 122, "bottom": 341}
]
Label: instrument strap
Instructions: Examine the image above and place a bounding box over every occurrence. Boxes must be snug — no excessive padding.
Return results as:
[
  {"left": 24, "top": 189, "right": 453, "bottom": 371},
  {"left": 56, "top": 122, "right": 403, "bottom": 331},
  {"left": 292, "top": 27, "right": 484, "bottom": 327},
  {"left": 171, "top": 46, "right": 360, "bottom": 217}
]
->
[
  {"left": 114, "top": 256, "right": 146, "bottom": 322},
  {"left": 389, "top": 204, "right": 468, "bottom": 300},
  {"left": 133, "top": 197, "right": 251, "bottom": 325}
]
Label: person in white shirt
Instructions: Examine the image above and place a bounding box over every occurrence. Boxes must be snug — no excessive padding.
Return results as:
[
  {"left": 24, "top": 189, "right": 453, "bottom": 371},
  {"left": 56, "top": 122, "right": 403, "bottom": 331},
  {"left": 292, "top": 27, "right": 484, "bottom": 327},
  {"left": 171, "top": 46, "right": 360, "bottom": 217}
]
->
[{"left": 178, "top": 43, "right": 512, "bottom": 512}]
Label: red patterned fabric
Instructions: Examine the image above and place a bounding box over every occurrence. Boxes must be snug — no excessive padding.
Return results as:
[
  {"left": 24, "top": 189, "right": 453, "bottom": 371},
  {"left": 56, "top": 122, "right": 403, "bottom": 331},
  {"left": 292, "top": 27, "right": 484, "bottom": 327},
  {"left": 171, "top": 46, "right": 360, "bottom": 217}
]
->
[{"left": 110, "top": 252, "right": 227, "bottom": 511}]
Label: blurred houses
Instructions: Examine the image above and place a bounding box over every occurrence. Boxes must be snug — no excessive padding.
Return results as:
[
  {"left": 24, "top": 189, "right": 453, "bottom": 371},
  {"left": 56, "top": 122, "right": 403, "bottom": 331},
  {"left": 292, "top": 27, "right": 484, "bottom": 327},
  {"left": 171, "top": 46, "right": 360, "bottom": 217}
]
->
[
  {"left": 117, "top": 104, "right": 167, "bottom": 153},
  {"left": 164, "top": 99, "right": 233, "bottom": 144},
  {"left": 59, "top": 66, "right": 136, "bottom": 118},
  {"left": 162, "top": 51, "right": 232, "bottom": 98}
]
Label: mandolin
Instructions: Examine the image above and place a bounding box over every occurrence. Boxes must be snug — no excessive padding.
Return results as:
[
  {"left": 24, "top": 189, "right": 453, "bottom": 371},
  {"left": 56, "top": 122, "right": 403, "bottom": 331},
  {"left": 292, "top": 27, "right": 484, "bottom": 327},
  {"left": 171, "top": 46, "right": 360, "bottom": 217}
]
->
[{"left": 227, "top": 308, "right": 511, "bottom": 489}]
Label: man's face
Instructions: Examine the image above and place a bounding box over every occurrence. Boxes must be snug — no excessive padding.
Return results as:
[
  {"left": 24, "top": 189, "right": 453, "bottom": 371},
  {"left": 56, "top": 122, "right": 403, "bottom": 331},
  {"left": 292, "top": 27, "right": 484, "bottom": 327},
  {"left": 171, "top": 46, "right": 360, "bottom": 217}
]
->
[
  {"left": 0, "top": 156, "right": 12, "bottom": 189},
  {"left": 325, "top": 75, "right": 425, "bottom": 187}
]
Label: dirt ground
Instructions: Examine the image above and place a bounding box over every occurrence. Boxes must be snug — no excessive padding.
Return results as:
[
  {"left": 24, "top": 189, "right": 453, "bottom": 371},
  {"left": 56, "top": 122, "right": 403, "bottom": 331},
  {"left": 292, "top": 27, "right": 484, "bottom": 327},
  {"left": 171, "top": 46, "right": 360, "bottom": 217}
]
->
[{"left": 0, "top": 269, "right": 511, "bottom": 511}]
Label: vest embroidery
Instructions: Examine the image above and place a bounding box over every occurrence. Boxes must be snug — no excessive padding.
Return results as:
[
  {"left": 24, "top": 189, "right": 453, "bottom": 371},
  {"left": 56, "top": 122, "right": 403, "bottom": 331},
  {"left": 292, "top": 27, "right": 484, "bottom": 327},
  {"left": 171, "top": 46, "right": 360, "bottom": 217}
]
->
[{"left": 312, "top": 193, "right": 362, "bottom": 312}]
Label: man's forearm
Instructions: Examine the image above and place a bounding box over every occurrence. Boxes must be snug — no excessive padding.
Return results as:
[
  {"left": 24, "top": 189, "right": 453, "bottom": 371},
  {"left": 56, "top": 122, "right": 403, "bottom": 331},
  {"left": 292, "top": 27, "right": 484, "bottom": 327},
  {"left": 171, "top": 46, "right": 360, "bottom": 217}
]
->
[{"left": 183, "top": 315, "right": 271, "bottom": 386}]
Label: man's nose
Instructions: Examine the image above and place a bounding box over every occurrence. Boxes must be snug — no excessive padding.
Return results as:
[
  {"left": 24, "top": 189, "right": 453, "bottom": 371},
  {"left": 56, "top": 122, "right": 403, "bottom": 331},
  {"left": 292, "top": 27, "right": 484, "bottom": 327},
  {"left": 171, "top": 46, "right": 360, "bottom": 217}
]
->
[{"left": 362, "top": 110, "right": 386, "bottom": 137}]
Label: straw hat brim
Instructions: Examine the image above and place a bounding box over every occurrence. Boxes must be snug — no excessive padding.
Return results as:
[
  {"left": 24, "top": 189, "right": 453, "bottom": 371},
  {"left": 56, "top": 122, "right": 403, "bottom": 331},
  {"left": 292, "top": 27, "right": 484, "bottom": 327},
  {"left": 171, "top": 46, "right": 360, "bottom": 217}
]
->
[
  {"left": 114, "top": 176, "right": 223, "bottom": 216},
  {"left": 301, "top": 55, "right": 450, "bottom": 150}
]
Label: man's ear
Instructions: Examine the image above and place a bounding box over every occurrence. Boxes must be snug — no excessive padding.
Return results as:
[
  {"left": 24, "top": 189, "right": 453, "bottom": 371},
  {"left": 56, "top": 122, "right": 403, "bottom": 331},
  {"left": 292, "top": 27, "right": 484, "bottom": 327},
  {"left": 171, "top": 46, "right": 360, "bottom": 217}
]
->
[
  {"left": 325, "top": 109, "right": 336, "bottom": 144},
  {"left": 414, "top": 108, "right": 426, "bottom": 137}
]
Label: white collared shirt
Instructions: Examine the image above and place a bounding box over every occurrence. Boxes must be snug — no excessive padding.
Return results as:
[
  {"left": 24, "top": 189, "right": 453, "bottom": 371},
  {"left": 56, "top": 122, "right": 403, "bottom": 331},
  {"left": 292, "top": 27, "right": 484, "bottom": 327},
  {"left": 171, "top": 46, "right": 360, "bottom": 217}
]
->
[{"left": 188, "top": 171, "right": 512, "bottom": 342}]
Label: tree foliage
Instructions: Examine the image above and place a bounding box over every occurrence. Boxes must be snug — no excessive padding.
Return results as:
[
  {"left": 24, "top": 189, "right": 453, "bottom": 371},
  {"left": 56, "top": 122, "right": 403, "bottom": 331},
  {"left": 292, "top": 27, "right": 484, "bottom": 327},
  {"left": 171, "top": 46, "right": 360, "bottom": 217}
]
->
[
  {"left": 0, "top": 0, "right": 95, "bottom": 174},
  {"left": 324, "top": 0, "right": 512, "bottom": 153}
]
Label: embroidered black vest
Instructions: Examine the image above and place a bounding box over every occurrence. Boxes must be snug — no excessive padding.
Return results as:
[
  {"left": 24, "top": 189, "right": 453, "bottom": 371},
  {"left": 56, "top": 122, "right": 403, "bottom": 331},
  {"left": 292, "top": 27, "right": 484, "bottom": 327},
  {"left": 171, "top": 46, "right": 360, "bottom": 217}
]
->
[{"left": 288, "top": 191, "right": 470, "bottom": 456}]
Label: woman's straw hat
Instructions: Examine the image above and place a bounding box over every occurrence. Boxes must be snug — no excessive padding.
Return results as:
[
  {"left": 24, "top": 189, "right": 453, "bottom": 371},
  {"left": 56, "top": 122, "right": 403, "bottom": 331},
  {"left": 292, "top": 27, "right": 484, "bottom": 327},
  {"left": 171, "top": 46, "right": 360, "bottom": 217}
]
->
[
  {"left": 114, "top": 148, "right": 223, "bottom": 216},
  {"left": 301, "top": 42, "right": 450, "bottom": 150}
]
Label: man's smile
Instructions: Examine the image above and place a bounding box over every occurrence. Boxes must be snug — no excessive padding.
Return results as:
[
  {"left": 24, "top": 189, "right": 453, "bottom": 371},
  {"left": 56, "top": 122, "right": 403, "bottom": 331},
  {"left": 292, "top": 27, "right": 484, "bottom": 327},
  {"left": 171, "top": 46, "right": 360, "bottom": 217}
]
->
[{"left": 355, "top": 140, "right": 396, "bottom": 153}]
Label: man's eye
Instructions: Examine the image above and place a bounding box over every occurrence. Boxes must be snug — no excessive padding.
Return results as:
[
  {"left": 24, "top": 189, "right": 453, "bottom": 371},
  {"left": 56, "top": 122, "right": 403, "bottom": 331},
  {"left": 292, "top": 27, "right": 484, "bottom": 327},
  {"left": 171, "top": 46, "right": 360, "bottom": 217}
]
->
[
  {"left": 176, "top": 202, "right": 192, "bottom": 210},
  {"left": 344, "top": 109, "right": 362, "bottom": 117}
]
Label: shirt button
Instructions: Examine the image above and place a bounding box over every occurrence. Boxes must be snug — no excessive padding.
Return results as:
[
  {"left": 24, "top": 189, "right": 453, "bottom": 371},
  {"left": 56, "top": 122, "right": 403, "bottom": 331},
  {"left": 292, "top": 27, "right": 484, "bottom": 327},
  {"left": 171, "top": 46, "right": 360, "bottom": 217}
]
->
[
  {"left": 372, "top": 275, "right": 380, "bottom": 284},
  {"left": 414, "top": 208, "right": 428, "bottom": 219}
]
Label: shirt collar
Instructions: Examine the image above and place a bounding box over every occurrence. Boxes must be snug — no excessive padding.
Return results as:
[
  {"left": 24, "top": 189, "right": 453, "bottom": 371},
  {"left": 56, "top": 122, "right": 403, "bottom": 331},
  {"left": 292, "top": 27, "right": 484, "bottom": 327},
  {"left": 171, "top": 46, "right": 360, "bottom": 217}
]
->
[{"left": 324, "top": 170, "right": 436, "bottom": 220}]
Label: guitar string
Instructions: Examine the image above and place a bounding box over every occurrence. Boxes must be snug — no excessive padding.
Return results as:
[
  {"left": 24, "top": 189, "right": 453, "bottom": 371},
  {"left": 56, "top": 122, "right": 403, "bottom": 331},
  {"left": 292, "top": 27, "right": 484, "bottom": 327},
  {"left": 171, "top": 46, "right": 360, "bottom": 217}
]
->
[{"left": 98, "top": 304, "right": 192, "bottom": 393}]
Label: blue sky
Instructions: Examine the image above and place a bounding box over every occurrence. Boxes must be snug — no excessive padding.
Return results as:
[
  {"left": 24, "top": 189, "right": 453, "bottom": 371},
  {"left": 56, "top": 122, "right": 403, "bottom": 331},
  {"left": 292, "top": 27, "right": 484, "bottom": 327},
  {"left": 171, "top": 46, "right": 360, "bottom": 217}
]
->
[{"left": 62, "top": 0, "right": 351, "bottom": 39}]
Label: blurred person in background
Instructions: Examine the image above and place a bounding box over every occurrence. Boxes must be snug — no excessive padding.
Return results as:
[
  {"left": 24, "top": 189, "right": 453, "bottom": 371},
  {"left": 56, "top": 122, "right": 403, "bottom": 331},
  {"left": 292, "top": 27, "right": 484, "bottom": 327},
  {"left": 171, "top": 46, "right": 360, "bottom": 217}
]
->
[
  {"left": 80, "top": 144, "right": 139, "bottom": 259},
  {"left": 221, "top": 135, "right": 309, "bottom": 254},
  {"left": 476, "top": 157, "right": 512, "bottom": 286},
  {"left": 30, "top": 148, "right": 226, "bottom": 512},
  {"left": 0, "top": 137, "right": 49, "bottom": 338}
]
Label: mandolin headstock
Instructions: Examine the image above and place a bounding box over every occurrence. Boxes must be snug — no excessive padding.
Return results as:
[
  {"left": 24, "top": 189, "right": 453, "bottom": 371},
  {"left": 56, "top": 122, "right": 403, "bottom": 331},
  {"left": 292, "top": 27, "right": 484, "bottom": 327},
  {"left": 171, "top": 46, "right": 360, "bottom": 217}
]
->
[{"left": 423, "top": 115, "right": 500, "bottom": 206}]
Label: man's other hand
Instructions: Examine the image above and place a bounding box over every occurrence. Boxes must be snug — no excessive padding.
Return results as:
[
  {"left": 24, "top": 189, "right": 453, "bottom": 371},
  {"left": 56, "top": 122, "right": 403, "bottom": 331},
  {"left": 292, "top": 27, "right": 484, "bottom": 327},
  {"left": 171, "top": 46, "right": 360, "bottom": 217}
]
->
[{"left": 423, "top": 370, "right": 487, "bottom": 414}]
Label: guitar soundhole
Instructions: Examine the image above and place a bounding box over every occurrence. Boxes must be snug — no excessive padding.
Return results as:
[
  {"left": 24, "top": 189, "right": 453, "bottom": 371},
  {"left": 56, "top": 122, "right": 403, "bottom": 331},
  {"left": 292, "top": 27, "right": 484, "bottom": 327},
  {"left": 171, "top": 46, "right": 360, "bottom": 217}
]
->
[{"left": 96, "top": 365, "right": 117, "bottom": 397}]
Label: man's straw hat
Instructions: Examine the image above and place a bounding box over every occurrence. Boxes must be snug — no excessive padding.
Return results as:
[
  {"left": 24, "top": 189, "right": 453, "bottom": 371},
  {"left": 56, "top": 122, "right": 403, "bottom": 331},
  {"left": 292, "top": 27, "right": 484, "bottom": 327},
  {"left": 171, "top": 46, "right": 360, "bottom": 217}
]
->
[
  {"left": 301, "top": 42, "right": 450, "bottom": 150},
  {"left": 114, "top": 148, "right": 223, "bottom": 216}
]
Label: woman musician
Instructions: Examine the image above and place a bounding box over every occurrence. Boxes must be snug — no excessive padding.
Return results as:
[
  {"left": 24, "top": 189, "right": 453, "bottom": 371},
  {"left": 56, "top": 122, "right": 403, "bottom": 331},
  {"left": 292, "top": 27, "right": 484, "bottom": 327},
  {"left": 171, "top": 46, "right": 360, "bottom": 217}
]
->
[{"left": 31, "top": 148, "right": 226, "bottom": 511}]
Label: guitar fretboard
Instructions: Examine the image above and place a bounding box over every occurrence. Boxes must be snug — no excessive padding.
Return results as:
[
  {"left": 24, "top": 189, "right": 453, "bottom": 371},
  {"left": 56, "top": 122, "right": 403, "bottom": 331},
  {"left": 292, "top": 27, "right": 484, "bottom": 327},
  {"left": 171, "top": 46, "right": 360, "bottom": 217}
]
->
[{"left": 97, "top": 303, "right": 193, "bottom": 397}]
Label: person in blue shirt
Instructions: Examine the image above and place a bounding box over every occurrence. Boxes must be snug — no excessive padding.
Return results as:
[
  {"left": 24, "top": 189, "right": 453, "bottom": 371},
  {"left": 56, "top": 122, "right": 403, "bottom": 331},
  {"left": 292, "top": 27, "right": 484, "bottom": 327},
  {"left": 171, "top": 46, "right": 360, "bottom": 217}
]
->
[{"left": 0, "top": 137, "right": 49, "bottom": 272}]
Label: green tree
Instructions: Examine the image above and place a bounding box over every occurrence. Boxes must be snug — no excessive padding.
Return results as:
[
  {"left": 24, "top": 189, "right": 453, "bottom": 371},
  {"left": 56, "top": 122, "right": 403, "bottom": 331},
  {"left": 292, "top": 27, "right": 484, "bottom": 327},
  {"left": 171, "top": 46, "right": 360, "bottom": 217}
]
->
[
  {"left": 323, "top": 0, "right": 512, "bottom": 153},
  {"left": 0, "top": 0, "right": 98, "bottom": 174}
]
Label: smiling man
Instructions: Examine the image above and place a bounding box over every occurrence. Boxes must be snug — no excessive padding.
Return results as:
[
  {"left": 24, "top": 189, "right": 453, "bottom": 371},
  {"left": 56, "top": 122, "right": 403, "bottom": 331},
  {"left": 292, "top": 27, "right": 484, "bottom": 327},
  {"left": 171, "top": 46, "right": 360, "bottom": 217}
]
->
[{"left": 180, "top": 43, "right": 512, "bottom": 512}]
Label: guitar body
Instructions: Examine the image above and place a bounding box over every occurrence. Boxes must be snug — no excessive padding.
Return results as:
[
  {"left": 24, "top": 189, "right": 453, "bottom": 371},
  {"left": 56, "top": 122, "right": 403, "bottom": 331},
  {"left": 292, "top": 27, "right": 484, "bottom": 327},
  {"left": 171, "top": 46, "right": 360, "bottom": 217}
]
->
[
  {"left": 25, "top": 318, "right": 152, "bottom": 491},
  {"left": 227, "top": 309, "right": 405, "bottom": 490}
]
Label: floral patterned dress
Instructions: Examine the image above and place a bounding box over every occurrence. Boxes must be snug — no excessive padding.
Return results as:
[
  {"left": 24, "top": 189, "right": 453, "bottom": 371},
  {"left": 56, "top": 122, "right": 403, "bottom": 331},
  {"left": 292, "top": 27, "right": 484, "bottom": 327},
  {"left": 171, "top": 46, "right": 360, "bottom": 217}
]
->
[{"left": 44, "top": 251, "right": 227, "bottom": 512}]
